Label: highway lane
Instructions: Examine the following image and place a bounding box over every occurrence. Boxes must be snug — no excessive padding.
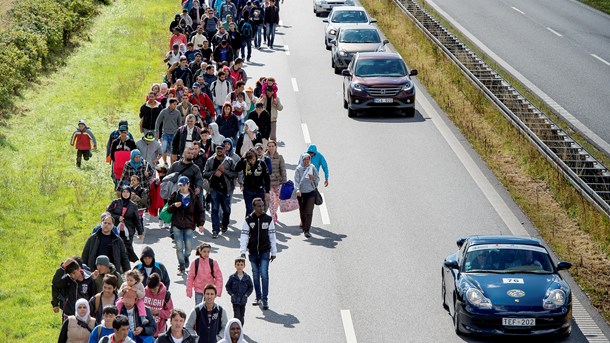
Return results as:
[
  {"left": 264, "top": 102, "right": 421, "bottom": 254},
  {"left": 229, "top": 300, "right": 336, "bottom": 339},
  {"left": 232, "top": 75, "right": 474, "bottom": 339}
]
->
[
  {"left": 424, "top": 0, "right": 610, "bottom": 154},
  {"left": 131, "top": 0, "right": 607, "bottom": 341}
]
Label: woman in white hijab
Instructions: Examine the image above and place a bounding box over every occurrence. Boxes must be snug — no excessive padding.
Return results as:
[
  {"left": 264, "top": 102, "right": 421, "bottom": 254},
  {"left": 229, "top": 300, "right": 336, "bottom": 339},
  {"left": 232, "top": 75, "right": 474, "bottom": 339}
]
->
[
  {"left": 209, "top": 122, "right": 226, "bottom": 149},
  {"left": 235, "top": 119, "right": 262, "bottom": 157},
  {"left": 217, "top": 318, "right": 247, "bottom": 343},
  {"left": 294, "top": 153, "right": 319, "bottom": 238},
  {"left": 57, "top": 298, "right": 96, "bottom": 343}
]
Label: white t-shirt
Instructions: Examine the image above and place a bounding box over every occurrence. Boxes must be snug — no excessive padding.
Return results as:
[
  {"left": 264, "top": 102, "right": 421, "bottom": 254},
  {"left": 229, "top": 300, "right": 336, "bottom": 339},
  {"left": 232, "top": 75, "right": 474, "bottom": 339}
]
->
[
  {"left": 172, "top": 335, "right": 184, "bottom": 343},
  {"left": 145, "top": 267, "right": 153, "bottom": 276},
  {"left": 126, "top": 308, "right": 136, "bottom": 332}
]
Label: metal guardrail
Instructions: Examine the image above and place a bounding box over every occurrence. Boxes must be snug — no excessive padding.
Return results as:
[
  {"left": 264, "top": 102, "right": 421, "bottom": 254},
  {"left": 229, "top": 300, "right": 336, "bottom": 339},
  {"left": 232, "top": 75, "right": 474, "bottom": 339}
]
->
[{"left": 392, "top": 0, "right": 610, "bottom": 218}]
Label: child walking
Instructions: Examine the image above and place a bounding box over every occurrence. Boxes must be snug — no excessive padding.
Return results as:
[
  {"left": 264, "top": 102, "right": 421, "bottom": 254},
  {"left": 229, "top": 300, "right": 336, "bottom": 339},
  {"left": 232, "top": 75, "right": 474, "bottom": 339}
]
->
[
  {"left": 70, "top": 119, "right": 97, "bottom": 168},
  {"left": 186, "top": 243, "right": 224, "bottom": 305},
  {"left": 225, "top": 256, "right": 254, "bottom": 326},
  {"left": 116, "top": 269, "right": 150, "bottom": 325}
]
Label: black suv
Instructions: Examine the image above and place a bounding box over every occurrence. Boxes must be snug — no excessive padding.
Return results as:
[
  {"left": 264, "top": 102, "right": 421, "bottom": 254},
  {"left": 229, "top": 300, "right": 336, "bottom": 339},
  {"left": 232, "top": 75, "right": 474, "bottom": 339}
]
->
[{"left": 342, "top": 52, "right": 418, "bottom": 117}]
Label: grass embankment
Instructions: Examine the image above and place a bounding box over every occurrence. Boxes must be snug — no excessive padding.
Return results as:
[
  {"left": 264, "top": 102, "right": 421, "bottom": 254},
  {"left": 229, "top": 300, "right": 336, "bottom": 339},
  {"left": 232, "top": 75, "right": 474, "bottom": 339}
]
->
[
  {"left": 0, "top": 0, "right": 173, "bottom": 340},
  {"left": 360, "top": 0, "right": 610, "bottom": 321},
  {"left": 580, "top": 0, "right": 610, "bottom": 15}
]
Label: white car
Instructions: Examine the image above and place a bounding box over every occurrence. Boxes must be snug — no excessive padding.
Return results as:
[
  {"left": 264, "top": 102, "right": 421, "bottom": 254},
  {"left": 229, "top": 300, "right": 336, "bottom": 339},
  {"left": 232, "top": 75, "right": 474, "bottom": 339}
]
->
[
  {"left": 313, "top": 0, "right": 355, "bottom": 17},
  {"left": 323, "top": 6, "right": 376, "bottom": 50}
]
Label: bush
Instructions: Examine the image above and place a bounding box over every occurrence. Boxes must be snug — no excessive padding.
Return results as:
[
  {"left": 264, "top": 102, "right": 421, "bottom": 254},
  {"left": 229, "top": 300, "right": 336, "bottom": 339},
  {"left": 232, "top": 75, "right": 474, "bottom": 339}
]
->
[{"left": 0, "top": 0, "right": 106, "bottom": 116}]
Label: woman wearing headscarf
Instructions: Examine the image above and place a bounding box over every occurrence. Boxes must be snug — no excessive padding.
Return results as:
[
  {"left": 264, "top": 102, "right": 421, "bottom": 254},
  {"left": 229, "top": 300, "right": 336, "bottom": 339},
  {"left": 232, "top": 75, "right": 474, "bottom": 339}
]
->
[
  {"left": 217, "top": 318, "right": 247, "bottom": 343},
  {"left": 208, "top": 122, "right": 226, "bottom": 149},
  {"left": 57, "top": 298, "right": 96, "bottom": 343},
  {"left": 265, "top": 140, "right": 286, "bottom": 223},
  {"left": 294, "top": 153, "right": 319, "bottom": 238},
  {"left": 106, "top": 185, "right": 142, "bottom": 262},
  {"left": 116, "top": 149, "right": 153, "bottom": 192},
  {"left": 235, "top": 119, "right": 262, "bottom": 157}
]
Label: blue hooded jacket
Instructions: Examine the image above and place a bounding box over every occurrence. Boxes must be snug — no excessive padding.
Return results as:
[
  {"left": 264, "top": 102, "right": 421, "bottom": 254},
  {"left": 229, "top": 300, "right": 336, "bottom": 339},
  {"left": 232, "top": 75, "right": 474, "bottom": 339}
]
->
[{"left": 306, "top": 144, "right": 329, "bottom": 180}]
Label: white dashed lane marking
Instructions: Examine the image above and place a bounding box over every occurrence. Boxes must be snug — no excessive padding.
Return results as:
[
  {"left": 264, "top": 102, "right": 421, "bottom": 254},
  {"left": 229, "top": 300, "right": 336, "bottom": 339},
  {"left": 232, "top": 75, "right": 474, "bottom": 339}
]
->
[
  {"left": 591, "top": 54, "right": 610, "bottom": 66},
  {"left": 284, "top": 44, "right": 290, "bottom": 56},
  {"left": 341, "top": 310, "right": 358, "bottom": 343},
  {"left": 511, "top": 6, "right": 525, "bottom": 14},
  {"left": 546, "top": 27, "right": 563, "bottom": 37},
  {"left": 291, "top": 77, "right": 299, "bottom": 92},
  {"left": 301, "top": 123, "right": 311, "bottom": 144},
  {"left": 319, "top": 193, "right": 330, "bottom": 225}
]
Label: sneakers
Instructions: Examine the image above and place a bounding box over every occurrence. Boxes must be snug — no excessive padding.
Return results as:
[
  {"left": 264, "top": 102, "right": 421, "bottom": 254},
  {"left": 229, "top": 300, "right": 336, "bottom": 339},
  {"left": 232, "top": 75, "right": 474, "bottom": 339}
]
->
[
  {"left": 304, "top": 230, "right": 311, "bottom": 238},
  {"left": 252, "top": 299, "right": 261, "bottom": 306},
  {"left": 262, "top": 300, "right": 269, "bottom": 310},
  {"left": 177, "top": 264, "right": 185, "bottom": 275},
  {"left": 221, "top": 225, "right": 228, "bottom": 233},
  {"left": 212, "top": 232, "right": 219, "bottom": 239},
  {"left": 141, "top": 316, "right": 149, "bottom": 325}
]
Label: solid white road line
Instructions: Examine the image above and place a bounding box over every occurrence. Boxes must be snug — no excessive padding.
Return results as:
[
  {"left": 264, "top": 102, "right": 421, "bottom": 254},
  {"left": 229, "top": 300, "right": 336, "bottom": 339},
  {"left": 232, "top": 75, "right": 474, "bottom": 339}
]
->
[
  {"left": 341, "top": 310, "right": 358, "bottom": 343},
  {"left": 425, "top": 0, "right": 610, "bottom": 156},
  {"left": 591, "top": 54, "right": 610, "bottom": 66},
  {"left": 546, "top": 27, "right": 563, "bottom": 37},
  {"left": 301, "top": 123, "right": 311, "bottom": 144},
  {"left": 291, "top": 77, "right": 299, "bottom": 92},
  {"left": 511, "top": 6, "right": 525, "bottom": 14},
  {"left": 417, "top": 92, "right": 528, "bottom": 236},
  {"left": 284, "top": 44, "right": 290, "bottom": 55},
  {"left": 319, "top": 193, "right": 330, "bottom": 225},
  {"left": 572, "top": 298, "right": 610, "bottom": 343}
]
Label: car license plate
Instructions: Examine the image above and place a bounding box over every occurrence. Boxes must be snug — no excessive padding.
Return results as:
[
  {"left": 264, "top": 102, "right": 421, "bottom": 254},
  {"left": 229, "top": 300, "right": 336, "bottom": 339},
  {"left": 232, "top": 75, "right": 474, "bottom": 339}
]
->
[
  {"left": 502, "top": 318, "right": 535, "bottom": 326},
  {"left": 373, "top": 98, "right": 393, "bottom": 103}
]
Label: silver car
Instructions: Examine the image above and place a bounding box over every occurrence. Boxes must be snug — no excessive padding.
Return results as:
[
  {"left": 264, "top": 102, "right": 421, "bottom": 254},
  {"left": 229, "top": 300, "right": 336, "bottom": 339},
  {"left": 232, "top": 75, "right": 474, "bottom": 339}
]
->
[
  {"left": 331, "top": 26, "right": 389, "bottom": 73},
  {"left": 313, "top": 0, "right": 354, "bottom": 17},
  {"left": 323, "top": 6, "right": 376, "bottom": 50}
]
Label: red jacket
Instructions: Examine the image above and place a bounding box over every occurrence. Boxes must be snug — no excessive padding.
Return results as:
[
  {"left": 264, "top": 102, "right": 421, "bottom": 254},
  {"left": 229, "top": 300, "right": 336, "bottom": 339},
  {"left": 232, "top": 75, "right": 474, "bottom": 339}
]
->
[
  {"left": 71, "top": 129, "right": 97, "bottom": 150},
  {"left": 190, "top": 92, "right": 216, "bottom": 119}
]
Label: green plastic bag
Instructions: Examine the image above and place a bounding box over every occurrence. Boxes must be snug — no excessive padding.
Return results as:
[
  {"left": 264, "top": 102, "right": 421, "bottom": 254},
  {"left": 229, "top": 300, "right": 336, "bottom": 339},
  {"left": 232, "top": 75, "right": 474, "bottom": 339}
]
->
[{"left": 159, "top": 203, "right": 173, "bottom": 223}]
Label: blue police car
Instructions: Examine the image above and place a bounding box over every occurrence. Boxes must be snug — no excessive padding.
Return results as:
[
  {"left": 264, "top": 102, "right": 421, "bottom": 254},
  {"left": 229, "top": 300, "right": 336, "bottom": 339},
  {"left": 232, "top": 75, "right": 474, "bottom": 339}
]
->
[{"left": 441, "top": 235, "right": 572, "bottom": 337}]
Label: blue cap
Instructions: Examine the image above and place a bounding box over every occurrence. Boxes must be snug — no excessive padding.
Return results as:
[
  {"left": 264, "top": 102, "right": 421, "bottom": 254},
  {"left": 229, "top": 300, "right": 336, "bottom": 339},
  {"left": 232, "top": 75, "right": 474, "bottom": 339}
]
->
[
  {"left": 178, "top": 176, "right": 190, "bottom": 185},
  {"left": 193, "top": 82, "right": 201, "bottom": 88}
]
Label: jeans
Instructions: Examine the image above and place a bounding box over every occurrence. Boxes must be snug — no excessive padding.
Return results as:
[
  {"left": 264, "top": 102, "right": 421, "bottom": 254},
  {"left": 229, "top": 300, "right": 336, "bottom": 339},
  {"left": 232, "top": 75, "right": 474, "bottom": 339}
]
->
[
  {"left": 195, "top": 292, "right": 204, "bottom": 306},
  {"left": 243, "top": 188, "right": 265, "bottom": 215},
  {"left": 241, "top": 39, "right": 252, "bottom": 60},
  {"left": 161, "top": 133, "right": 175, "bottom": 154},
  {"left": 254, "top": 24, "right": 263, "bottom": 47},
  {"left": 265, "top": 23, "right": 277, "bottom": 47},
  {"left": 249, "top": 251, "right": 270, "bottom": 301},
  {"left": 210, "top": 189, "right": 231, "bottom": 233},
  {"left": 233, "top": 303, "right": 246, "bottom": 325},
  {"left": 174, "top": 227, "right": 194, "bottom": 267}
]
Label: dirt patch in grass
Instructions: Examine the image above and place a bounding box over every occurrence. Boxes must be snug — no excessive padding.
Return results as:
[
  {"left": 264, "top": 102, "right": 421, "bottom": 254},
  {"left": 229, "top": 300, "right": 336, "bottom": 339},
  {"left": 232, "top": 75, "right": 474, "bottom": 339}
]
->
[
  {"left": 361, "top": 0, "right": 610, "bottom": 322},
  {"left": 0, "top": 0, "right": 11, "bottom": 28}
]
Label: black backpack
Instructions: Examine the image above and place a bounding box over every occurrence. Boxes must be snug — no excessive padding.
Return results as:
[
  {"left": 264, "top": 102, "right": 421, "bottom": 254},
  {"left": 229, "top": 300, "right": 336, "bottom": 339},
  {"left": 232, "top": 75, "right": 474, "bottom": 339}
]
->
[{"left": 194, "top": 258, "right": 215, "bottom": 279}]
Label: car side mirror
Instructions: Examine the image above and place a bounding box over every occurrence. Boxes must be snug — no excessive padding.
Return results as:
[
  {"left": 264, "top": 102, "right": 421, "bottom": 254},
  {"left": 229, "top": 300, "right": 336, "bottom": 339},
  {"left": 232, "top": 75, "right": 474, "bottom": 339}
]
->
[
  {"left": 330, "top": 39, "right": 336, "bottom": 45},
  {"left": 409, "top": 69, "right": 419, "bottom": 76},
  {"left": 322, "top": 19, "right": 328, "bottom": 23},
  {"left": 456, "top": 237, "right": 467, "bottom": 248},
  {"left": 444, "top": 259, "right": 459, "bottom": 269},
  {"left": 382, "top": 39, "right": 389, "bottom": 45},
  {"left": 341, "top": 69, "right": 351, "bottom": 76},
  {"left": 370, "top": 18, "right": 377, "bottom": 23},
  {"left": 557, "top": 261, "right": 572, "bottom": 271}
]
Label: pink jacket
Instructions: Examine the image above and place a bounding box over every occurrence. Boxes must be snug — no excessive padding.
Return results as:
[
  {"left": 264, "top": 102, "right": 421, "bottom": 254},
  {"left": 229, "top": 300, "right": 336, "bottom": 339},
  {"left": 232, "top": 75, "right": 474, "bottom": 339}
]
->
[
  {"left": 144, "top": 283, "right": 173, "bottom": 337},
  {"left": 186, "top": 256, "right": 223, "bottom": 297}
]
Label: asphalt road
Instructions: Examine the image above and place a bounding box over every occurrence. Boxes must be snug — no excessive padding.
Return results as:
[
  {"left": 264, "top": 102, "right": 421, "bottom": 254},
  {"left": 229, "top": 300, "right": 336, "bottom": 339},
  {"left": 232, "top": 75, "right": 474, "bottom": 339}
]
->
[
  {"left": 424, "top": 0, "right": 610, "bottom": 153},
  {"left": 131, "top": 0, "right": 610, "bottom": 341}
]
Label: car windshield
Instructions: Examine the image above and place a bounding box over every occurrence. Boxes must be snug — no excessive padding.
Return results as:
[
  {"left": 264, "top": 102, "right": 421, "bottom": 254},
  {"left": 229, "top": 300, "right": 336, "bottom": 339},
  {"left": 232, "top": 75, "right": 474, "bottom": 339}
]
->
[
  {"left": 463, "top": 244, "right": 554, "bottom": 274},
  {"left": 339, "top": 29, "right": 380, "bottom": 43},
  {"left": 354, "top": 59, "right": 407, "bottom": 77},
  {"left": 331, "top": 10, "right": 368, "bottom": 23}
]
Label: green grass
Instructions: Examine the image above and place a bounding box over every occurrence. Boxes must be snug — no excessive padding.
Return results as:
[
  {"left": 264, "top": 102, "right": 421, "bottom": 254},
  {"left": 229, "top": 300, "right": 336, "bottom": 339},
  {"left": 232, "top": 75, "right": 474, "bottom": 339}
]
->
[
  {"left": 361, "top": 0, "right": 610, "bottom": 322},
  {"left": 580, "top": 0, "right": 610, "bottom": 15},
  {"left": 0, "top": 0, "right": 175, "bottom": 340}
]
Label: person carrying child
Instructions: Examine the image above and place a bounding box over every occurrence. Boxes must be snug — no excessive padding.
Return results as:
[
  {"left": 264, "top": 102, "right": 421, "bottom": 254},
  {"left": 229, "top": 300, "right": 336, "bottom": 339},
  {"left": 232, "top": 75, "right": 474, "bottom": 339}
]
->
[
  {"left": 70, "top": 119, "right": 97, "bottom": 168},
  {"left": 260, "top": 77, "right": 278, "bottom": 102},
  {"left": 116, "top": 269, "right": 150, "bottom": 325},
  {"left": 186, "top": 243, "right": 224, "bottom": 305},
  {"left": 224, "top": 257, "right": 253, "bottom": 326},
  {"left": 232, "top": 92, "right": 248, "bottom": 135}
]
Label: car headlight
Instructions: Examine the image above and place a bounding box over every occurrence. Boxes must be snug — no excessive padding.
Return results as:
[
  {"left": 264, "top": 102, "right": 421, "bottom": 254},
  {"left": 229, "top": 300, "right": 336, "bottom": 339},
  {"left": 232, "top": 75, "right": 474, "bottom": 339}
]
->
[
  {"left": 351, "top": 83, "right": 364, "bottom": 91},
  {"left": 329, "top": 29, "right": 337, "bottom": 35},
  {"left": 543, "top": 289, "right": 566, "bottom": 309},
  {"left": 402, "top": 81, "right": 413, "bottom": 91},
  {"left": 466, "top": 288, "right": 493, "bottom": 309}
]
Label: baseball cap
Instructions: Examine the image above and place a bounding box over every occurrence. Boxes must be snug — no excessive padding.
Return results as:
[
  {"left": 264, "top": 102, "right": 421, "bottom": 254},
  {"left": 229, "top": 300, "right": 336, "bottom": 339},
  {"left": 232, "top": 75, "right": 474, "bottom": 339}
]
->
[
  {"left": 255, "top": 143, "right": 264, "bottom": 150},
  {"left": 177, "top": 176, "right": 190, "bottom": 185},
  {"left": 144, "top": 132, "right": 155, "bottom": 142},
  {"left": 118, "top": 125, "right": 128, "bottom": 131},
  {"left": 193, "top": 82, "right": 201, "bottom": 88}
]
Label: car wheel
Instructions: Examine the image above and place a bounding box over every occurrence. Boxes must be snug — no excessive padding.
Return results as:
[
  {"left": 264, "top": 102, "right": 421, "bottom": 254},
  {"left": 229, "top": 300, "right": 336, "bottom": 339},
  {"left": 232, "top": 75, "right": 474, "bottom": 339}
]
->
[
  {"left": 453, "top": 299, "right": 462, "bottom": 335},
  {"left": 442, "top": 271, "right": 449, "bottom": 311},
  {"left": 325, "top": 43, "right": 331, "bottom": 51},
  {"left": 343, "top": 97, "right": 348, "bottom": 109},
  {"left": 315, "top": 9, "right": 320, "bottom": 17},
  {"left": 347, "top": 107, "right": 356, "bottom": 118},
  {"left": 331, "top": 56, "right": 335, "bottom": 68},
  {"left": 334, "top": 66, "right": 342, "bottom": 75},
  {"left": 403, "top": 107, "right": 415, "bottom": 118}
]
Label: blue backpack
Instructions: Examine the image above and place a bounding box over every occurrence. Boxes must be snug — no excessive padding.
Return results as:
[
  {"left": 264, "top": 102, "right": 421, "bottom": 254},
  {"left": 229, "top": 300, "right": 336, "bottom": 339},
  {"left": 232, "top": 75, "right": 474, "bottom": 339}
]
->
[
  {"left": 241, "top": 21, "right": 253, "bottom": 38},
  {"left": 279, "top": 181, "right": 294, "bottom": 200}
]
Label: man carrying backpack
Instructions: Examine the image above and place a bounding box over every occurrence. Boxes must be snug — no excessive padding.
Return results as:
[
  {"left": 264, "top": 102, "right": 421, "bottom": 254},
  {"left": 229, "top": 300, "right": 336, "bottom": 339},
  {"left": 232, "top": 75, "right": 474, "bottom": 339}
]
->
[
  {"left": 185, "top": 284, "right": 228, "bottom": 343},
  {"left": 238, "top": 12, "right": 254, "bottom": 62}
]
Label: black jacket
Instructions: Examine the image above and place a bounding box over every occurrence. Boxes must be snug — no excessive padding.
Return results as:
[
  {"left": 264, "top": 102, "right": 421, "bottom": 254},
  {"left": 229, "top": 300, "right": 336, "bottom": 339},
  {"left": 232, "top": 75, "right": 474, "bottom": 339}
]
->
[
  {"left": 203, "top": 154, "right": 238, "bottom": 193},
  {"left": 167, "top": 189, "right": 205, "bottom": 229},
  {"left": 81, "top": 228, "right": 131, "bottom": 274},
  {"left": 171, "top": 125, "right": 202, "bottom": 156},
  {"left": 235, "top": 158, "right": 270, "bottom": 193},
  {"left": 169, "top": 160, "right": 204, "bottom": 192},
  {"left": 241, "top": 212, "right": 275, "bottom": 255},
  {"left": 106, "top": 198, "right": 143, "bottom": 236},
  {"left": 52, "top": 270, "right": 97, "bottom": 316},
  {"left": 264, "top": 5, "right": 279, "bottom": 24},
  {"left": 139, "top": 102, "right": 162, "bottom": 131},
  {"left": 225, "top": 272, "right": 254, "bottom": 305},
  {"left": 134, "top": 246, "right": 171, "bottom": 289},
  {"left": 248, "top": 109, "right": 271, "bottom": 139},
  {"left": 155, "top": 328, "right": 197, "bottom": 343},
  {"left": 119, "top": 305, "right": 156, "bottom": 338}
]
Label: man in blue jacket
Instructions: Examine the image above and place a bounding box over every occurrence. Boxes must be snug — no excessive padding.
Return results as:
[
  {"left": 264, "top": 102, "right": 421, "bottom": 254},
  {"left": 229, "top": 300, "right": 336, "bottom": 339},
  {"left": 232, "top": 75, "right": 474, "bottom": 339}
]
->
[{"left": 307, "top": 144, "right": 329, "bottom": 187}]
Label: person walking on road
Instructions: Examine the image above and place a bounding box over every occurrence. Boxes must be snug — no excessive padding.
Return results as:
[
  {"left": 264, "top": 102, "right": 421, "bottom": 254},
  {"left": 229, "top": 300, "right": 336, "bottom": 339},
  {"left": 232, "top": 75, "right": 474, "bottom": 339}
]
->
[
  {"left": 116, "top": 149, "right": 153, "bottom": 192},
  {"left": 155, "top": 98, "right": 182, "bottom": 166},
  {"left": 155, "top": 309, "right": 197, "bottom": 343},
  {"left": 203, "top": 145, "right": 237, "bottom": 238},
  {"left": 307, "top": 144, "right": 329, "bottom": 187},
  {"left": 265, "top": 140, "right": 286, "bottom": 223},
  {"left": 106, "top": 186, "right": 143, "bottom": 262},
  {"left": 234, "top": 151, "right": 270, "bottom": 214},
  {"left": 83, "top": 213, "right": 131, "bottom": 274},
  {"left": 239, "top": 198, "right": 277, "bottom": 310},
  {"left": 263, "top": 0, "right": 279, "bottom": 49},
  {"left": 224, "top": 257, "right": 253, "bottom": 326},
  {"left": 185, "top": 284, "right": 228, "bottom": 343},
  {"left": 89, "top": 274, "right": 120, "bottom": 325},
  {"left": 135, "top": 132, "right": 162, "bottom": 168},
  {"left": 133, "top": 246, "right": 171, "bottom": 290},
  {"left": 98, "top": 315, "right": 136, "bottom": 343},
  {"left": 53, "top": 260, "right": 97, "bottom": 319},
  {"left": 294, "top": 153, "right": 319, "bottom": 238},
  {"left": 186, "top": 243, "right": 224, "bottom": 305},
  {"left": 57, "top": 298, "right": 96, "bottom": 343},
  {"left": 217, "top": 319, "right": 246, "bottom": 343},
  {"left": 167, "top": 176, "right": 205, "bottom": 275}
]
